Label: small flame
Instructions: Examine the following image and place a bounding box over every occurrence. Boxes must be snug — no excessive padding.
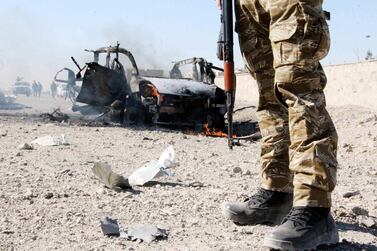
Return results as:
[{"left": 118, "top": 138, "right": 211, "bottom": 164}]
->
[
  {"left": 149, "top": 84, "right": 159, "bottom": 98},
  {"left": 202, "top": 123, "right": 228, "bottom": 138}
]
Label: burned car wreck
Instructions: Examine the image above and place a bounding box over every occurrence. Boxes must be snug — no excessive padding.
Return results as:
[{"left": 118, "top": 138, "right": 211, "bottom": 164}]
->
[
  {"left": 72, "top": 44, "right": 227, "bottom": 129},
  {"left": 169, "top": 57, "right": 223, "bottom": 85}
]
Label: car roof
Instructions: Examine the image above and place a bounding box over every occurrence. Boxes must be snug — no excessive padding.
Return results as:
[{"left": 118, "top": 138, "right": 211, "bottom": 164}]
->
[{"left": 14, "top": 82, "right": 30, "bottom": 86}]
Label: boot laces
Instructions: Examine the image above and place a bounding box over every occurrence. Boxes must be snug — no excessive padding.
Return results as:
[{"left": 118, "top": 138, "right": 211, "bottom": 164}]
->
[
  {"left": 244, "top": 189, "right": 273, "bottom": 206},
  {"left": 283, "top": 207, "right": 323, "bottom": 228}
]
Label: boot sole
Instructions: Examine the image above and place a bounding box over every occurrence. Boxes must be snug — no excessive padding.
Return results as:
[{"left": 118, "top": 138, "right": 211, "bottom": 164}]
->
[{"left": 263, "top": 229, "right": 339, "bottom": 251}]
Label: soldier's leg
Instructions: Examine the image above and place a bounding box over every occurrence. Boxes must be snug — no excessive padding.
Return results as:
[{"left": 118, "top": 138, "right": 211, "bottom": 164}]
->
[
  {"left": 269, "top": 0, "right": 337, "bottom": 208},
  {"left": 264, "top": 0, "right": 339, "bottom": 249},
  {"left": 238, "top": 0, "right": 292, "bottom": 193},
  {"left": 222, "top": 0, "right": 292, "bottom": 226}
]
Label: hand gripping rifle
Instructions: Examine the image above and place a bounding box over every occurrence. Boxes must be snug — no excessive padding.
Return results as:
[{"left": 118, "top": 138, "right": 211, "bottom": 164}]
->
[{"left": 218, "top": 0, "right": 236, "bottom": 149}]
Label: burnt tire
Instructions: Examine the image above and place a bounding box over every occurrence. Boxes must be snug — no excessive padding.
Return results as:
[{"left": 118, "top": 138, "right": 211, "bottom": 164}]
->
[
  {"left": 207, "top": 112, "right": 225, "bottom": 130},
  {"left": 122, "top": 107, "right": 145, "bottom": 126}
]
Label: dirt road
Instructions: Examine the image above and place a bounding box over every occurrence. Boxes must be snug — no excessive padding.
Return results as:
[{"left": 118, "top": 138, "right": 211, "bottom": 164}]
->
[{"left": 0, "top": 96, "right": 376, "bottom": 250}]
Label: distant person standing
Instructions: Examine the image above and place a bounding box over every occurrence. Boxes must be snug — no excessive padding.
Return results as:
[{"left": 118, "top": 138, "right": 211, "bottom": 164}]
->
[
  {"left": 37, "top": 82, "right": 43, "bottom": 97},
  {"left": 32, "top": 81, "right": 38, "bottom": 96},
  {"left": 50, "top": 81, "right": 57, "bottom": 98}
]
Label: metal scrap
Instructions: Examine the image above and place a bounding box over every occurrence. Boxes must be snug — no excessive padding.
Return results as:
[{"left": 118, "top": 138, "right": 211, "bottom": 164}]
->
[
  {"left": 40, "top": 108, "right": 70, "bottom": 123},
  {"left": 92, "top": 163, "right": 131, "bottom": 191},
  {"left": 0, "top": 91, "right": 30, "bottom": 110},
  {"left": 124, "top": 224, "right": 168, "bottom": 243},
  {"left": 100, "top": 217, "right": 120, "bottom": 237},
  {"left": 99, "top": 217, "right": 168, "bottom": 243}
]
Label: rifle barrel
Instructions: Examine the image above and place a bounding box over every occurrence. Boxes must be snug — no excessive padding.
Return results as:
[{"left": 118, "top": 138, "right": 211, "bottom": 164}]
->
[{"left": 222, "top": 0, "right": 236, "bottom": 149}]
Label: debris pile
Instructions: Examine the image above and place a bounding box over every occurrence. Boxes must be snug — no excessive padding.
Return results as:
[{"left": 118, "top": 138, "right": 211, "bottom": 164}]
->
[
  {"left": 0, "top": 91, "right": 30, "bottom": 110},
  {"left": 40, "top": 108, "right": 70, "bottom": 123}
]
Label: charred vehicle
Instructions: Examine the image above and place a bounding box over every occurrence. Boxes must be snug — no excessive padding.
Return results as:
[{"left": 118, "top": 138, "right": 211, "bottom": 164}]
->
[
  {"left": 72, "top": 44, "right": 227, "bottom": 128},
  {"left": 169, "top": 57, "right": 223, "bottom": 85}
]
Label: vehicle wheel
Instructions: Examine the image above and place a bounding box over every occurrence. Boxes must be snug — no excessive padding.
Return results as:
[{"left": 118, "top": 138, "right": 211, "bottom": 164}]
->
[
  {"left": 207, "top": 112, "right": 225, "bottom": 130},
  {"left": 122, "top": 107, "right": 145, "bottom": 126}
]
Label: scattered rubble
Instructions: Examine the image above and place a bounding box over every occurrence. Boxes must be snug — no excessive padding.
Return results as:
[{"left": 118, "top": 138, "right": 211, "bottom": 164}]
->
[
  {"left": 0, "top": 99, "right": 376, "bottom": 250},
  {"left": 343, "top": 143, "right": 354, "bottom": 153},
  {"left": 44, "top": 192, "right": 54, "bottom": 199},
  {"left": 40, "top": 108, "right": 70, "bottom": 123},
  {"left": 232, "top": 166, "right": 242, "bottom": 174}
]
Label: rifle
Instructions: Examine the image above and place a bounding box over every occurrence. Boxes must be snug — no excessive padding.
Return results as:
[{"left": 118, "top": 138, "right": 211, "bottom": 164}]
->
[{"left": 218, "top": 0, "right": 236, "bottom": 149}]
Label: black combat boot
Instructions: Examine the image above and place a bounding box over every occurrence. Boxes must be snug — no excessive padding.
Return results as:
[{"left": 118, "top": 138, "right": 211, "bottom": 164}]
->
[
  {"left": 263, "top": 207, "right": 339, "bottom": 250},
  {"left": 222, "top": 188, "right": 293, "bottom": 225}
]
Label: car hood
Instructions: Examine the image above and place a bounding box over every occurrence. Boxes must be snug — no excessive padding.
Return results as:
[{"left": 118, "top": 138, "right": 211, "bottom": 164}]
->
[{"left": 142, "top": 77, "right": 218, "bottom": 97}]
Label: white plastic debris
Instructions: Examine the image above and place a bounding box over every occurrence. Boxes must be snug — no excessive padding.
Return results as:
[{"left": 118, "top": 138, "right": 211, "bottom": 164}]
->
[
  {"left": 31, "top": 135, "right": 69, "bottom": 146},
  {"left": 128, "top": 145, "right": 176, "bottom": 186}
]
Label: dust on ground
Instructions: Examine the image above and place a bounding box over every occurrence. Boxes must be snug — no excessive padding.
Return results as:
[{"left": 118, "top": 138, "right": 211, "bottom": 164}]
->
[{"left": 0, "top": 96, "right": 376, "bottom": 250}]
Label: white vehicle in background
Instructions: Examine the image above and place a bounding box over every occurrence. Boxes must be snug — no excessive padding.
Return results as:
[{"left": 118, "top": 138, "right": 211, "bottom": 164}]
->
[{"left": 12, "top": 81, "right": 32, "bottom": 97}]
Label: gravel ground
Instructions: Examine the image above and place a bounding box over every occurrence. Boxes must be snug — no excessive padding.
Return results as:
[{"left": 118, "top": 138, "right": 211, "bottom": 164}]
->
[{"left": 0, "top": 96, "right": 376, "bottom": 251}]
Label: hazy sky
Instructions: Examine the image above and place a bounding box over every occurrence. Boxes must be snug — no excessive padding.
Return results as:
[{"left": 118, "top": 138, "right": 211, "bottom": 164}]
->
[{"left": 1, "top": 0, "right": 376, "bottom": 89}]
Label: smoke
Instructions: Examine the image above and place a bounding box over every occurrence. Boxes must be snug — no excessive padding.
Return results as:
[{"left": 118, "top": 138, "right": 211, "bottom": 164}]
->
[
  {"left": 0, "top": 6, "right": 72, "bottom": 91},
  {"left": 99, "top": 21, "right": 183, "bottom": 73},
  {"left": 0, "top": 5, "right": 184, "bottom": 92}
]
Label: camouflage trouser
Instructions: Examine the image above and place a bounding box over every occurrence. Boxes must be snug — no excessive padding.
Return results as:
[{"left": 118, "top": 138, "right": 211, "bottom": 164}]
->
[{"left": 236, "top": 0, "right": 338, "bottom": 207}]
